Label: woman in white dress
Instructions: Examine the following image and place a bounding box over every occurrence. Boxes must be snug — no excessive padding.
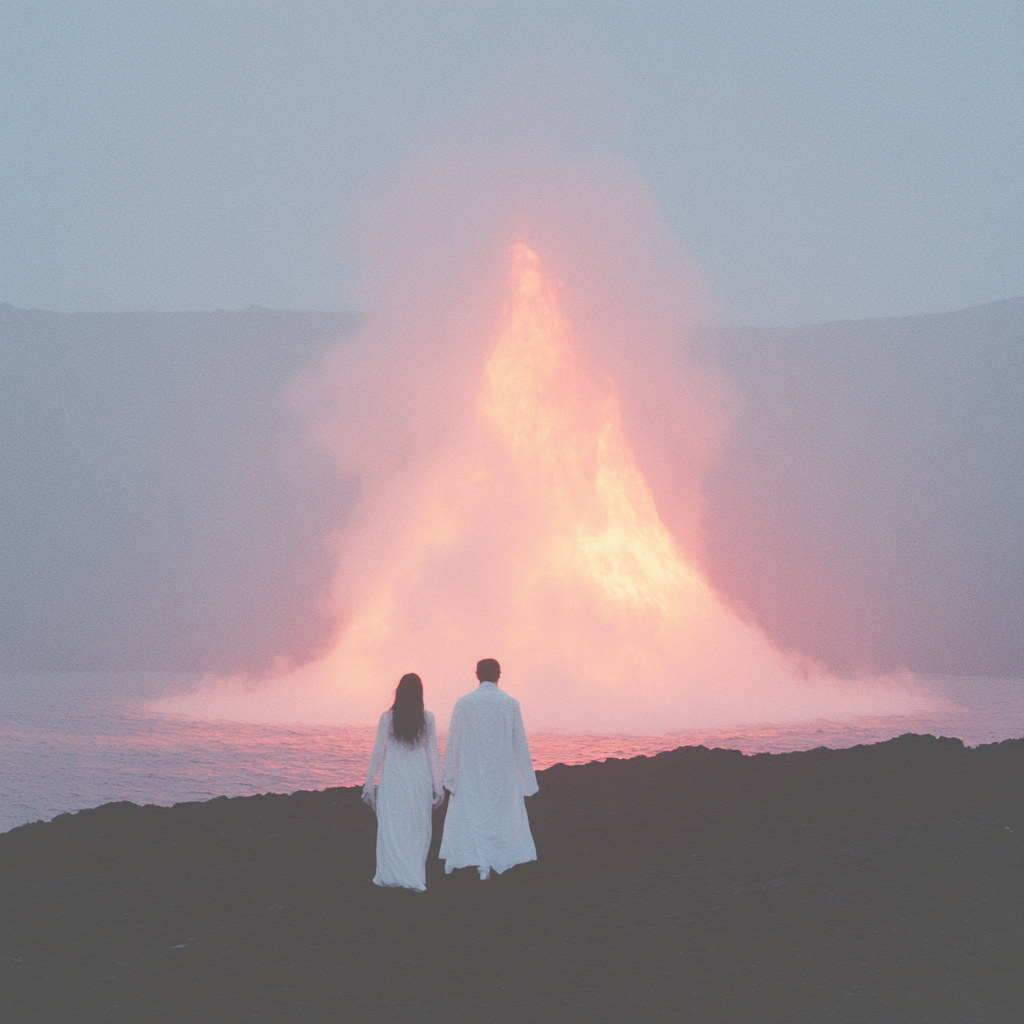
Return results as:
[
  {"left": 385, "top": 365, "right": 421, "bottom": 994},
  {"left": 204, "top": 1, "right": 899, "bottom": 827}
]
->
[{"left": 362, "top": 673, "right": 444, "bottom": 892}]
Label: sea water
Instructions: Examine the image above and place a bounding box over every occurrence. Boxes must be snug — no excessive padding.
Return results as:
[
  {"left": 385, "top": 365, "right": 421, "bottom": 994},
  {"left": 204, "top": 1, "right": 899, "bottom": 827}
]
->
[{"left": 1, "top": 671, "right": 1020, "bottom": 834}]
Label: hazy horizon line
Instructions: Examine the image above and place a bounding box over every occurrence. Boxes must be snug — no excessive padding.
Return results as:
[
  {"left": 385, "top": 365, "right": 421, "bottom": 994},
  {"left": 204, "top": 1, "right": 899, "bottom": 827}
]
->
[{"left": 4, "top": 295, "right": 1022, "bottom": 332}]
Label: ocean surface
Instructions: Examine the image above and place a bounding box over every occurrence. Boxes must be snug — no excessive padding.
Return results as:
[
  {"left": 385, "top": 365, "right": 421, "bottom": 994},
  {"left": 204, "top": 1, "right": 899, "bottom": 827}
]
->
[{"left": 1, "top": 671, "right": 1020, "bottom": 834}]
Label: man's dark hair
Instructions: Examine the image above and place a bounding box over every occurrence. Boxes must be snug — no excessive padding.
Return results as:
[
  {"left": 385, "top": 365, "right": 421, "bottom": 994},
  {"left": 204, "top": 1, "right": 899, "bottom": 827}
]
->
[{"left": 476, "top": 658, "right": 501, "bottom": 683}]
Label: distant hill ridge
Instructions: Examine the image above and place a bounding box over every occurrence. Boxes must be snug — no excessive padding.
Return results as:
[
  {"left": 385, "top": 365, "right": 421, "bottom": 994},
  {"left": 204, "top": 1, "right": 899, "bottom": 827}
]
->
[
  {"left": 700, "top": 294, "right": 1023, "bottom": 334},
  {"left": 694, "top": 296, "right": 1023, "bottom": 676}
]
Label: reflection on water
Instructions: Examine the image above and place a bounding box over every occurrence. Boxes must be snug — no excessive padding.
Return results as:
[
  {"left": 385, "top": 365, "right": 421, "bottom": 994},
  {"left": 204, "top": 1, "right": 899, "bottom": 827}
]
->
[{"left": 1, "top": 672, "right": 1020, "bottom": 834}]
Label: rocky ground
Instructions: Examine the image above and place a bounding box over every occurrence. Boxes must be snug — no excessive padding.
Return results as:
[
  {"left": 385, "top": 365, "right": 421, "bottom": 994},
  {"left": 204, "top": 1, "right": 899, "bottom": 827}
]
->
[{"left": 1, "top": 733, "right": 1020, "bottom": 1023}]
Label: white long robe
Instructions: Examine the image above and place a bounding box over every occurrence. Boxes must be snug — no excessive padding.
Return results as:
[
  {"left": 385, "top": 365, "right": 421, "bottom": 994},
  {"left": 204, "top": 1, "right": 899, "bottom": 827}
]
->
[
  {"left": 439, "top": 682, "right": 539, "bottom": 876},
  {"left": 364, "top": 709, "right": 443, "bottom": 892}
]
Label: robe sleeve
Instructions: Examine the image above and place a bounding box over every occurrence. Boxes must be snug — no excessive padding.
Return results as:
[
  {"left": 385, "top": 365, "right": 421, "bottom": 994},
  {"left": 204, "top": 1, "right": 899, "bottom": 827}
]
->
[
  {"left": 425, "top": 711, "right": 443, "bottom": 800},
  {"left": 443, "top": 703, "right": 462, "bottom": 794},
  {"left": 364, "top": 711, "right": 390, "bottom": 787},
  {"left": 512, "top": 701, "right": 539, "bottom": 796}
]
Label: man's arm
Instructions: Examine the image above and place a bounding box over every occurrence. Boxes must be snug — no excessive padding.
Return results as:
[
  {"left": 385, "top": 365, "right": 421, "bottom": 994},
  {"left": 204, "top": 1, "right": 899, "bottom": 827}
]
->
[
  {"left": 442, "top": 703, "right": 462, "bottom": 794},
  {"left": 512, "top": 701, "right": 539, "bottom": 797}
]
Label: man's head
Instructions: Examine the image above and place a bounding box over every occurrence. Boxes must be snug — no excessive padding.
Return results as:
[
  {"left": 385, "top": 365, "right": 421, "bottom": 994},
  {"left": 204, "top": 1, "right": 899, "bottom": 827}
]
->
[{"left": 476, "top": 658, "right": 501, "bottom": 684}]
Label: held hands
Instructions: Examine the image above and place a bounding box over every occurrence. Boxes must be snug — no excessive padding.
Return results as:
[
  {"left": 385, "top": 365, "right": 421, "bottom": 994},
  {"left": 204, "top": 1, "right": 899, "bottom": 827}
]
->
[
  {"left": 431, "top": 789, "right": 445, "bottom": 810},
  {"left": 361, "top": 783, "right": 377, "bottom": 812}
]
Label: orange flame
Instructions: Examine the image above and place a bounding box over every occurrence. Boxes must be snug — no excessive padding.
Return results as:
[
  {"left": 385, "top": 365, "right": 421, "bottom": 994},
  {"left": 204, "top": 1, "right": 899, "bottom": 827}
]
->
[{"left": 483, "top": 243, "right": 706, "bottom": 612}]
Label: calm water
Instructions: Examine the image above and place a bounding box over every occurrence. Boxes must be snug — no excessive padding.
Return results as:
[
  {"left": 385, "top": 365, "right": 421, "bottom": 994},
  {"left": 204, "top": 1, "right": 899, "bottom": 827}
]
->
[{"left": 1, "top": 671, "right": 1020, "bottom": 834}]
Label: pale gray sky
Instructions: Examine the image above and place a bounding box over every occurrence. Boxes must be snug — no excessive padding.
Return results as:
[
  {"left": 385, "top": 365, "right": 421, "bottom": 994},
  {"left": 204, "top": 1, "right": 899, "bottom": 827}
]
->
[{"left": 2, "top": 1, "right": 1021, "bottom": 325}]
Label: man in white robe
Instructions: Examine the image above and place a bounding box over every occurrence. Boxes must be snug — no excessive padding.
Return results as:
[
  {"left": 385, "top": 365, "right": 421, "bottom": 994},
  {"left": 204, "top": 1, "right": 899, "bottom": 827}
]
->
[{"left": 439, "top": 659, "right": 539, "bottom": 879}]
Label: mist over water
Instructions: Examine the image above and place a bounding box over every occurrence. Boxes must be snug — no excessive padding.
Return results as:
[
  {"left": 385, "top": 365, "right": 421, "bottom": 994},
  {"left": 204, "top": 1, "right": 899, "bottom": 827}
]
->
[{"left": 2, "top": 671, "right": 1020, "bottom": 835}]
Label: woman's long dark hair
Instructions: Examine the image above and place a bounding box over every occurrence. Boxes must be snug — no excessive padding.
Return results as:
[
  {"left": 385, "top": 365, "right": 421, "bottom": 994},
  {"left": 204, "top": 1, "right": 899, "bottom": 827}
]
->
[{"left": 390, "top": 673, "right": 425, "bottom": 746}]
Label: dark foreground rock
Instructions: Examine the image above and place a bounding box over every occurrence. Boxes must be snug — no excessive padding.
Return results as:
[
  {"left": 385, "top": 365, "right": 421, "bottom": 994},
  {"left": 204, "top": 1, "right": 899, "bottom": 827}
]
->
[{"left": 1, "top": 734, "right": 1021, "bottom": 1023}]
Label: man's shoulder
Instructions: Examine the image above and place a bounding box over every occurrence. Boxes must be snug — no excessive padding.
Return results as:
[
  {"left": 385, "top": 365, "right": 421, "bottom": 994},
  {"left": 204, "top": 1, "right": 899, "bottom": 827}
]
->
[
  {"left": 456, "top": 684, "right": 502, "bottom": 697},
  {"left": 459, "top": 685, "right": 519, "bottom": 709}
]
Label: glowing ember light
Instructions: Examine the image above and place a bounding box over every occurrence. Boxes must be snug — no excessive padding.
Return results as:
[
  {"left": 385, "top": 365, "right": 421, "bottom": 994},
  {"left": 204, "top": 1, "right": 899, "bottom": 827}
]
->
[{"left": 159, "top": 242, "right": 930, "bottom": 733}]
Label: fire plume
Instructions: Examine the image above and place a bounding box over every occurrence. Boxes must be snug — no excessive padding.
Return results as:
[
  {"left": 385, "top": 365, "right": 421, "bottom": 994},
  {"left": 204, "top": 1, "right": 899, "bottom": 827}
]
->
[{"left": 164, "top": 240, "right": 922, "bottom": 732}]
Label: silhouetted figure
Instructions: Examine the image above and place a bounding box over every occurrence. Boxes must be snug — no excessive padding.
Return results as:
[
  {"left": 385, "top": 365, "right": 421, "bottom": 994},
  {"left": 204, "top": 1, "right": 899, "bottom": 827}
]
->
[
  {"left": 439, "top": 659, "right": 538, "bottom": 879},
  {"left": 363, "top": 673, "right": 444, "bottom": 891}
]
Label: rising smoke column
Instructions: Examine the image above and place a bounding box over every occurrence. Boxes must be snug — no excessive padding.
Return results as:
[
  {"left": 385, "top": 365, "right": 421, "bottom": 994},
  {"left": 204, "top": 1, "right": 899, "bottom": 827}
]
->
[{"left": 162, "top": 174, "right": 924, "bottom": 731}]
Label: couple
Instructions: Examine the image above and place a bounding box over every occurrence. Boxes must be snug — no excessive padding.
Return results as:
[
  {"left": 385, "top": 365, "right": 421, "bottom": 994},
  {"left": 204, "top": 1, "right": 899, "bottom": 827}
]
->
[{"left": 361, "top": 658, "right": 538, "bottom": 892}]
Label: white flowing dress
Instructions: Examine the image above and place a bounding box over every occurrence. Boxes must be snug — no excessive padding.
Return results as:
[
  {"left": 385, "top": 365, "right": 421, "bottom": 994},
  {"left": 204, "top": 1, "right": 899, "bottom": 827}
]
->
[
  {"left": 439, "top": 683, "right": 539, "bottom": 876},
  {"left": 363, "top": 710, "right": 443, "bottom": 892}
]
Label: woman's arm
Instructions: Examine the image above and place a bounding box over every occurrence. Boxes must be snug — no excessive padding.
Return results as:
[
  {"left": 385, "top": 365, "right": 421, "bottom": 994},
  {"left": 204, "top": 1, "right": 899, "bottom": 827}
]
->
[
  {"left": 424, "top": 711, "right": 444, "bottom": 807},
  {"left": 362, "top": 711, "right": 390, "bottom": 809}
]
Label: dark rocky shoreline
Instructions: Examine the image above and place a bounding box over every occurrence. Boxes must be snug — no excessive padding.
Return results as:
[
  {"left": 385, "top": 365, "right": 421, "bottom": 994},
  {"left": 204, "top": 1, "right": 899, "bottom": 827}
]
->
[{"left": 2, "top": 733, "right": 1021, "bottom": 1022}]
